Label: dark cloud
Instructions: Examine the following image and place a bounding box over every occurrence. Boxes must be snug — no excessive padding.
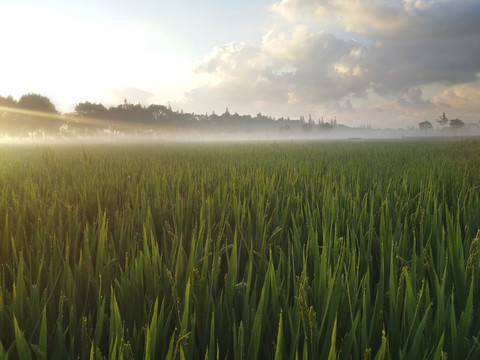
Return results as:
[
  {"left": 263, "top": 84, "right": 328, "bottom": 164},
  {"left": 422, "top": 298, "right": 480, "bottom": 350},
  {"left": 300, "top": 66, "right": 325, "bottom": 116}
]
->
[
  {"left": 185, "top": 0, "right": 480, "bottom": 126},
  {"left": 363, "top": 1, "right": 480, "bottom": 94},
  {"left": 397, "top": 87, "right": 434, "bottom": 111},
  {"left": 272, "top": 0, "right": 480, "bottom": 92}
]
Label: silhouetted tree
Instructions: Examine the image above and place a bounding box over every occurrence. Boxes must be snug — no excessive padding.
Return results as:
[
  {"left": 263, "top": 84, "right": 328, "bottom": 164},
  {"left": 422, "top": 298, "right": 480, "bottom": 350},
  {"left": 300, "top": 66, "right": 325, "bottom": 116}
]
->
[
  {"left": 0, "top": 95, "right": 17, "bottom": 123},
  {"left": 18, "top": 93, "right": 57, "bottom": 113},
  {"left": 279, "top": 121, "right": 292, "bottom": 139},
  {"left": 0, "top": 95, "right": 18, "bottom": 134},
  {"left": 449, "top": 118, "right": 464, "bottom": 137},
  {"left": 318, "top": 122, "right": 333, "bottom": 131},
  {"left": 418, "top": 120, "right": 433, "bottom": 136},
  {"left": 108, "top": 103, "right": 154, "bottom": 126},
  {"left": 301, "top": 115, "right": 314, "bottom": 139},
  {"left": 148, "top": 104, "right": 171, "bottom": 125},
  {"left": 13, "top": 94, "right": 60, "bottom": 134},
  {"left": 317, "top": 116, "right": 333, "bottom": 139},
  {"left": 74, "top": 102, "right": 108, "bottom": 118},
  {"left": 437, "top": 112, "right": 448, "bottom": 136},
  {"left": 0, "top": 95, "right": 17, "bottom": 109}
]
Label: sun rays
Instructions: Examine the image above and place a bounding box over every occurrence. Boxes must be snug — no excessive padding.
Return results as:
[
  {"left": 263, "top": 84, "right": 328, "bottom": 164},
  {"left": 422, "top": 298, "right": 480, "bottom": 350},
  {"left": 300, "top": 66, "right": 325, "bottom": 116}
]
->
[{"left": 0, "top": 105, "right": 168, "bottom": 133}]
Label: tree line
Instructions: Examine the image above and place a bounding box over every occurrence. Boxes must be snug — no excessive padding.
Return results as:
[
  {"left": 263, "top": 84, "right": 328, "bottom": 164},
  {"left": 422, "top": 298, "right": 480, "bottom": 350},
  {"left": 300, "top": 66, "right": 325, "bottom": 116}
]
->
[
  {"left": 0, "top": 93, "right": 470, "bottom": 138},
  {"left": 418, "top": 112, "right": 465, "bottom": 136},
  {"left": 0, "top": 93, "right": 341, "bottom": 137}
]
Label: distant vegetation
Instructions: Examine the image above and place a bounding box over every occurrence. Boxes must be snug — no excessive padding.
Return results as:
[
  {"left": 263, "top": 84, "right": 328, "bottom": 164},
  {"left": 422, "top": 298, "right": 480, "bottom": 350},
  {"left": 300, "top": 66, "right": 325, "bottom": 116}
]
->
[
  {"left": 419, "top": 113, "right": 465, "bottom": 138},
  {"left": 1, "top": 94, "right": 329, "bottom": 138},
  {"left": 0, "top": 93, "right": 476, "bottom": 140},
  {"left": 0, "top": 141, "right": 480, "bottom": 358}
]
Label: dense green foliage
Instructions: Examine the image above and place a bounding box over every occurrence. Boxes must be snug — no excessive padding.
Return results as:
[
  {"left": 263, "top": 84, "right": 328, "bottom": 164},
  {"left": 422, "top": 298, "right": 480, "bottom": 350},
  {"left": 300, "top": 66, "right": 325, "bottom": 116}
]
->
[{"left": 0, "top": 140, "right": 480, "bottom": 359}]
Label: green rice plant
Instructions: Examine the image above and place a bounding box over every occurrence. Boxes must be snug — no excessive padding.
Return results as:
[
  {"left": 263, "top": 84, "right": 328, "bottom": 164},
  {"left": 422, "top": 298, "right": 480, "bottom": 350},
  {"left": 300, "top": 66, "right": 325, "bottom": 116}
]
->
[
  {"left": 14, "top": 314, "right": 31, "bottom": 360},
  {"left": 0, "top": 140, "right": 479, "bottom": 359}
]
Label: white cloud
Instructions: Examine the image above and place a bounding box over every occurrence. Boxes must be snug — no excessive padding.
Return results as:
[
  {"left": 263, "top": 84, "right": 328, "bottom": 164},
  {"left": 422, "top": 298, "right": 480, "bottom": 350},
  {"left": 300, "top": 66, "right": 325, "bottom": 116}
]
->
[
  {"left": 432, "top": 78, "right": 480, "bottom": 121},
  {"left": 185, "top": 0, "right": 480, "bottom": 126},
  {"left": 185, "top": 26, "right": 366, "bottom": 113},
  {"left": 270, "top": 0, "right": 480, "bottom": 90},
  {"left": 192, "top": 42, "right": 269, "bottom": 87}
]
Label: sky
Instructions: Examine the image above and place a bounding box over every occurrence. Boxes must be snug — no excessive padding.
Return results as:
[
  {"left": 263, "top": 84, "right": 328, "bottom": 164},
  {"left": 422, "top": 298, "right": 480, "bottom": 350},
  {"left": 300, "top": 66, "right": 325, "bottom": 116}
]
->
[{"left": 1, "top": 0, "right": 479, "bottom": 128}]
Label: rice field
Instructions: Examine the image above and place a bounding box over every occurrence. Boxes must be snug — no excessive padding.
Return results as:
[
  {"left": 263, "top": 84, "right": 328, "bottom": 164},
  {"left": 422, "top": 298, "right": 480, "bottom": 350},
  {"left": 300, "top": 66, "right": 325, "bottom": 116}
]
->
[{"left": 0, "top": 139, "right": 479, "bottom": 359}]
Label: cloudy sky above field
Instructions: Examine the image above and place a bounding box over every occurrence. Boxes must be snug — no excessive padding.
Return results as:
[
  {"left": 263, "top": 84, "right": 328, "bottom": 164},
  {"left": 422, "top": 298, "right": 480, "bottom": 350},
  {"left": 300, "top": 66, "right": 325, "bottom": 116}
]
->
[{"left": 1, "top": 0, "right": 479, "bottom": 127}]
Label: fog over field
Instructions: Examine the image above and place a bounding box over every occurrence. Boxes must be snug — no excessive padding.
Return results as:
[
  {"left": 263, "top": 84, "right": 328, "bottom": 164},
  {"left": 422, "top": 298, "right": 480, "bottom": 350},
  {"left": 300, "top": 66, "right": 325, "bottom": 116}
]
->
[{"left": 1, "top": 93, "right": 479, "bottom": 143}]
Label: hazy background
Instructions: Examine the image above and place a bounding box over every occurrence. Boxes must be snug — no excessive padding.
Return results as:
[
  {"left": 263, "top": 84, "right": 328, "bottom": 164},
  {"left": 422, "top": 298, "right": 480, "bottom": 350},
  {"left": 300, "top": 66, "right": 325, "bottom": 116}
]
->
[{"left": 1, "top": 0, "right": 479, "bottom": 128}]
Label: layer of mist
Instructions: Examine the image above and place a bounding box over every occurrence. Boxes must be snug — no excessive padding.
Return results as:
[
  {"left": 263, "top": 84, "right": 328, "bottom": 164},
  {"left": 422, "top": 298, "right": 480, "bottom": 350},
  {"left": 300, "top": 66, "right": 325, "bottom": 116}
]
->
[{"left": 2, "top": 94, "right": 479, "bottom": 144}]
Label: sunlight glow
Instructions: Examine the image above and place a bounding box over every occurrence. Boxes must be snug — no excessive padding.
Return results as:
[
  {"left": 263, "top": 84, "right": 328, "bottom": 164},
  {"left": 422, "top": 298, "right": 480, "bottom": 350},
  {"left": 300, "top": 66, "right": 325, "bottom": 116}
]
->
[
  {"left": 0, "top": 3, "right": 192, "bottom": 111},
  {"left": 0, "top": 106, "right": 167, "bottom": 132}
]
